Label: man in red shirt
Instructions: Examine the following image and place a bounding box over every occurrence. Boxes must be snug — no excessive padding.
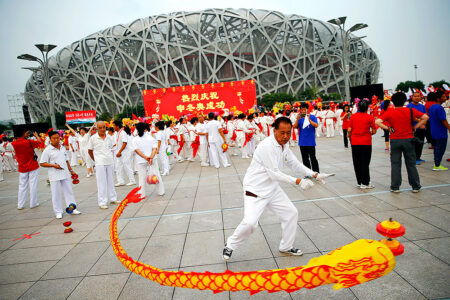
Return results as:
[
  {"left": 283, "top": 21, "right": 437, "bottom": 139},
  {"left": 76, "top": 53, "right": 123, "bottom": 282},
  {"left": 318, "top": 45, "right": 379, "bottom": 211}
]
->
[
  {"left": 376, "top": 92, "right": 429, "bottom": 193},
  {"left": 12, "top": 128, "right": 43, "bottom": 209}
]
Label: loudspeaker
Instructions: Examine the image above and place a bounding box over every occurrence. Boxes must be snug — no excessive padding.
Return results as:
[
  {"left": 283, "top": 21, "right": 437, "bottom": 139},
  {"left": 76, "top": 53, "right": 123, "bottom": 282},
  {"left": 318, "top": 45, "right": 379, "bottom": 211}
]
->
[{"left": 22, "top": 105, "right": 31, "bottom": 124}]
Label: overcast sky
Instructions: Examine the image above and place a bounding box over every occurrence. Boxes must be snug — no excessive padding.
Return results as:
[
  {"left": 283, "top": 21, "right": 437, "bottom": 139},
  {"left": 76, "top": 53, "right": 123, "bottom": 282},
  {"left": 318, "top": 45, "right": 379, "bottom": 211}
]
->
[{"left": 0, "top": 0, "right": 449, "bottom": 120}]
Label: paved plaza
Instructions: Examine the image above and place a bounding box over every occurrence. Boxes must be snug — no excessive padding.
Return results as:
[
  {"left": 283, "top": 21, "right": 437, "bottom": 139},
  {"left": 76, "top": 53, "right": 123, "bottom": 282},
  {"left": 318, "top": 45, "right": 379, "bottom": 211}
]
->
[{"left": 0, "top": 132, "right": 449, "bottom": 300}]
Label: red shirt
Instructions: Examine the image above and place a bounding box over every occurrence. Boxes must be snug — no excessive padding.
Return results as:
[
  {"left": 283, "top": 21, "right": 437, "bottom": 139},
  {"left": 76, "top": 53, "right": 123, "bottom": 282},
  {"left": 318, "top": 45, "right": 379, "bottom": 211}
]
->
[
  {"left": 349, "top": 112, "right": 376, "bottom": 145},
  {"left": 341, "top": 111, "right": 351, "bottom": 129},
  {"left": 12, "top": 138, "right": 40, "bottom": 173},
  {"left": 379, "top": 107, "right": 424, "bottom": 140},
  {"left": 425, "top": 101, "right": 436, "bottom": 113}
]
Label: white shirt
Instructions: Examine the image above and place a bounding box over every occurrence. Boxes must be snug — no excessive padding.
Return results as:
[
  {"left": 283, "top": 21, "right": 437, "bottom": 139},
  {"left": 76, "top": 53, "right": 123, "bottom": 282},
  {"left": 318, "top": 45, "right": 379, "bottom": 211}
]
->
[
  {"left": 87, "top": 133, "right": 114, "bottom": 166},
  {"left": 133, "top": 134, "right": 158, "bottom": 164},
  {"left": 68, "top": 135, "right": 78, "bottom": 151},
  {"left": 115, "top": 129, "right": 128, "bottom": 153},
  {"left": 195, "top": 123, "right": 207, "bottom": 144},
  {"left": 76, "top": 132, "right": 91, "bottom": 150},
  {"left": 243, "top": 135, "right": 315, "bottom": 198},
  {"left": 206, "top": 119, "right": 223, "bottom": 144},
  {"left": 40, "top": 144, "right": 71, "bottom": 181},
  {"left": 155, "top": 130, "right": 167, "bottom": 150}
]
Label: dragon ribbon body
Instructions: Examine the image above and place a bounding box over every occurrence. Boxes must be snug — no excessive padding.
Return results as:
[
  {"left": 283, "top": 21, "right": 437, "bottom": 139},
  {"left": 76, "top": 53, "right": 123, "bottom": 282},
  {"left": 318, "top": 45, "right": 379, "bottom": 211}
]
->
[{"left": 110, "top": 188, "right": 396, "bottom": 294}]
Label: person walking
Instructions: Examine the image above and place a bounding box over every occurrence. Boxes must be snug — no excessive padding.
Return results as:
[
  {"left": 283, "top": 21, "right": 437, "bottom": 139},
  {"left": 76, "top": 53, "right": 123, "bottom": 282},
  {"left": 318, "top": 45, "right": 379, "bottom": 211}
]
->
[
  {"left": 429, "top": 90, "right": 450, "bottom": 171},
  {"left": 293, "top": 103, "right": 320, "bottom": 172},
  {"left": 341, "top": 104, "right": 351, "bottom": 148},
  {"left": 406, "top": 92, "right": 427, "bottom": 164}
]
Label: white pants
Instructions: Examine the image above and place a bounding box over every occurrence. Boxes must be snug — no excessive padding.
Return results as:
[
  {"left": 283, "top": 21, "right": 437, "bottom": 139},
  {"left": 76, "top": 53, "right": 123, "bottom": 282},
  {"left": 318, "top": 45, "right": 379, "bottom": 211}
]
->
[
  {"left": 226, "top": 187, "right": 298, "bottom": 252},
  {"left": 80, "top": 147, "right": 94, "bottom": 168},
  {"left": 246, "top": 138, "right": 256, "bottom": 156},
  {"left": 3, "top": 153, "right": 16, "bottom": 171},
  {"left": 95, "top": 164, "right": 117, "bottom": 206},
  {"left": 18, "top": 169, "right": 39, "bottom": 208},
  {"left": 236, "top": 133, "right": 248, "bottom": 157},
  {"left": 335, "top": 120, "right": 343, "bottom": 136},
  {"left": 316, "top": 122, "right": 323, "bottom": 137},
  {"left": 158, "top": 149, "right": 170, "bottom": 175},
  {"left": 209, "top": 142, "right": 229, "bottom": 168},
  {"left": 0, "top": 158, "right": 3, "bottom": 181},
  {"left": 136, "top": 162, "right": 165, "bottom": 197},
  {"left": 116, "top": 151, "right": 136, "bottom": 184},
  {"left": 50, "top": 178, "right": 76, "bottom": 215},
  {"left": 326, "top": 119, "right": 334, "bottom": 137},
  {"left": 181, "top": 141, "right": 193, "bottom": 160},
  {"left": 199, "top": 143, "right": 208, "bottom": 165}
]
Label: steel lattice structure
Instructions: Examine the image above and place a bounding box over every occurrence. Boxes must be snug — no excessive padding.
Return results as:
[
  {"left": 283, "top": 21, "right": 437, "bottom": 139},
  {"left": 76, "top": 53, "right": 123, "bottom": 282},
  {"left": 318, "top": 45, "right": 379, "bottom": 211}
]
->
[{"left": 24, "top": 8, "right": 379, "bottom": 120}]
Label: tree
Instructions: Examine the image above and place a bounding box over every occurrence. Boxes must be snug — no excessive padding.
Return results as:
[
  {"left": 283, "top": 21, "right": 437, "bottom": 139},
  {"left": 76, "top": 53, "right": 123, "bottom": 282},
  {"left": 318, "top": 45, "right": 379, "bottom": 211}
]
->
[
  {"left": 298, "top": 84, "right": 320, "bottom": 100},
  {"left": 429, "top": 80, "right": 450, "bottom": 90},
  {"left": 0, "top": 124, "right": 8, "bottom": 133},
  {"left": 115, "top": 105, "right": 146, "bottom": 120},
  {"left": 43, "top": 112, "right": 66, "bottom": 129},
  {"left": 395, "top": 80, "right": 425, "bottom": 92},
  {"left": 258, "top": 93, "right": 295, "bottom": 107},
  {"left": 98, "top": 111, "right": 113, "bottom": 121}
]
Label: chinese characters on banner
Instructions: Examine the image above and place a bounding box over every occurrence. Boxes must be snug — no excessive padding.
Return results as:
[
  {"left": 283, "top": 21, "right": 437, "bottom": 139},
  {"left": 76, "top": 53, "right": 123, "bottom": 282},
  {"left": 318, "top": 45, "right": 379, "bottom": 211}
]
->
[
  {"left": 65, "top": 110, "right": 96, "bottom": 124},
  {"left": 142, "top": 80, "right": 257, "bottom": 118}
]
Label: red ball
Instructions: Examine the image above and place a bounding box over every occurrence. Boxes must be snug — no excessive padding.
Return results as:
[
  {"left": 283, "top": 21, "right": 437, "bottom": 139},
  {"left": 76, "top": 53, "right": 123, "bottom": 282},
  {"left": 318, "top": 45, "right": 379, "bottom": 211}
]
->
[
  {"left": 147, "top": 175, "right": 159, "bottom": 184},
  {"left": 64, "top": 228, "right": 73, "bottom": 233},
  {"left": 63, "top": 221, "right": 72, "bottom": 227},
  {"left": 72, "top": 179, "right": 80, "bottom": 184}
]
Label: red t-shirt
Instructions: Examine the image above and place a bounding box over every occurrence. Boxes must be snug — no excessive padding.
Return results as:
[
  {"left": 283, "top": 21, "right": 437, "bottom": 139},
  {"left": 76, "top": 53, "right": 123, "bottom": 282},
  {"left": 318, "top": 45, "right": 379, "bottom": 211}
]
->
[
  {"left": 349, "top": 112, "right": 376, "bottom": 145},
  {"left": 341, "top": 112, "right": 351, "bottom": 129},
  {"left": 379, "top": 107, "right": 424, "bottom": 140},
  {"left": 425, "top": 101, "right": 436, "bottom": 113},
  {"left": 12, "top": 138, "right": 40, "bottom": 173}
]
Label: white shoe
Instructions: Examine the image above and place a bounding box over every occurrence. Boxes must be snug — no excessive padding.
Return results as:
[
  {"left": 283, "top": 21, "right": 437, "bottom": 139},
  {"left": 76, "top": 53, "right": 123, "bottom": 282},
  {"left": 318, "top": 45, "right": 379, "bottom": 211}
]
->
[
  {"left": 178, "top": 159, "right": 184, "bottom": 162},
  {"left": 201, "top": 163, "right": 209, "bottom": 167},
  {"left": 126, "top": 182, "right": 136, "bottom": 186},
  {"left": 223, "top": 164, "right": 231, "bottom": 168},
  {"left": 188, "top": 159, "right": 195, "bottom": 162},
  {"left": 242, "top": 156, "right": 249, "bottom": 159},
  {"left": 360, "top": 184, "right": 375, "bottom": 189},
  {"left": 110, "top": 200, "right": 120, "bottom": 204},
  {"left": 115, "top": 183, "right": 125, "bottom": 187},
  {"left": 30, "top": 203, "right": 40, "bottom": 209},
  {"left": 99, "top": 205, "right": 108, "bottom": 209},
  {"left": 72, "top": 209, "right": 81, "bottom": 215},
  {"left": 232, "top": 153, "right": 238, "bottom": 156},
  {"left": 86, "top": 174, "right": 91, "bottom": 178},
  {"left": 17, "top": 206, "right": 24, "bottom": 210},
  {"left": 56, "top": 213, "right": 63, "bottom": 219}
]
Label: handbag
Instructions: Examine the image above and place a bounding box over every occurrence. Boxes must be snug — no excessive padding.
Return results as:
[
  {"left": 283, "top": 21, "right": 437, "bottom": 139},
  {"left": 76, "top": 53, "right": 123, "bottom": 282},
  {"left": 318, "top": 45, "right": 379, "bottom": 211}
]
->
[
  {"left": 28, "top": 140, "right": 38, "bottom": 161},
  {"left": 409, "top": 108, "right": 423, "bottom": 145}
]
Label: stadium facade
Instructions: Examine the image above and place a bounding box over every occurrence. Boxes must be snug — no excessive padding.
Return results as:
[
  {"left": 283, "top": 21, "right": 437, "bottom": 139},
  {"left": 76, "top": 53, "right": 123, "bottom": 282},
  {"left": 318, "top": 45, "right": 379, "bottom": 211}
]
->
[{"left": 24, "top": 9, "right": 379, "bottom": 120}]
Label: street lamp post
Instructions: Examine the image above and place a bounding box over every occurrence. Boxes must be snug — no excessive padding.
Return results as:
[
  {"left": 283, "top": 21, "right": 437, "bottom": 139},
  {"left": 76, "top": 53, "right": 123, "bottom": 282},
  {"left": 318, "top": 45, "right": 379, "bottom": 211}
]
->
[
  {"left": 414, "top": 65, "right": 418, "bottom": 81},
  {"left": 327, "top": 17, "right": 368, "bottom": 102},
  {"left": 18, "top": 44, "right": 57, "bottom": 128}
]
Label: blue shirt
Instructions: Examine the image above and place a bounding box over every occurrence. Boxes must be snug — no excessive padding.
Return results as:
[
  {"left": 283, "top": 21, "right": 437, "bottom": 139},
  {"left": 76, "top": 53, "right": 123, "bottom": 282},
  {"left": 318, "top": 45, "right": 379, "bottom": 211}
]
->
[
  {"left": 406, "top": 103, "right": 426, "bottom": 126},
  {"left": 428, "top": 104, "right": 447, "bottom": 139},
  {"left": 298, "top": 115, "right": 317, "bottom": 146}
]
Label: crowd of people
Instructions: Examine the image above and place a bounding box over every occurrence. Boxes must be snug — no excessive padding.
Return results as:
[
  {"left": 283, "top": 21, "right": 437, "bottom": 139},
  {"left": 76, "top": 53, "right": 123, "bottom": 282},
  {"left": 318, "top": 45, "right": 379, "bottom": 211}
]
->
[{"left": 0, "top": 90, "right": 449, "bottom": 223}]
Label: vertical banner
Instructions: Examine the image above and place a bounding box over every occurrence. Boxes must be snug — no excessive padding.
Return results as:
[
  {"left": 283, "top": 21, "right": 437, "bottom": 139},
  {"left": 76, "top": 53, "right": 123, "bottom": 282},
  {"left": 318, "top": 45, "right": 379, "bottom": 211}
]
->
[
  {"left": 143, "top": 80, "right": 257, "bottom": 118},
  {"left": 65, "top": 110, "right": 96, "bottom": 124}
]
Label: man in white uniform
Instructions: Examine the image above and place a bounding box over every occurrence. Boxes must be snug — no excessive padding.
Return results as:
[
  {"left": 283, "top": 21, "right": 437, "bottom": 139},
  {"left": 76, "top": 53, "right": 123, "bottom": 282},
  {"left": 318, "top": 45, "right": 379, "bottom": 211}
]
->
[
  {"left": 334, "top": 104, "right": 344, "bottom": 136},
  {"left": 324, "top": 106, "right": 335, "bottom": 137},
  {"left": 88, "top": 121, "right": 118, "bottom": 209},
  {"left": 223, "top": 117, "right": 332, "bottom": 260},
  {"left": 206, "top": 112, "right": 231, "bottom": 168},
  {"left": 155, "top": 121, "right": 170, "bottom": 175},
  {"left": 195, "top": 115, "right": 209, "bottom": 167},
  {"left": 40, "top": 131, "right": 81, "bottom": 219},
  {"left": 68, "top": 132, "right": 79, "bottom": 166},
  {"left": 113, "top": 120, "right": 136, "bottom": 186}
]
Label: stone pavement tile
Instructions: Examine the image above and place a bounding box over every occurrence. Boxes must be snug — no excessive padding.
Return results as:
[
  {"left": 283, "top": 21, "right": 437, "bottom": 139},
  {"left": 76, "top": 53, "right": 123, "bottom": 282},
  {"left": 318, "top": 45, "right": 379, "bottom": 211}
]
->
[
  {"left": 48, "top": 212, "right": 109, "bottom": 224},
  {"left": 314, "top": 198, "right": 360, "bottom": 217},
  {"left": 192, "top": 196, "right": 222, "bottom": 211},
  {"left": 68, "top": 273, "right": 129, "bottom": 300},
  {"left": 180, "top": 230, "right": 224, "bottom": 267},
  {"left": 19, "top": 277, "right": 83, "bottom": 300},
  {"left": 370, "top": 210, "right": 448, "bottom": 241},
  {"left": 222, "top": 208, "right": 244, "bottom": 229},
  {"left": 119, "top": 272, "right": 175, "bottom": 299},
  {"left": 221, "top": 192, "right": 244, "bottom": 209},
  {"left": 42, "top": 241, "right": 109, "bottom": 280},
  {"left": 345, "top": 195, "right": 398, "bottom": 213},
  {"left": 323, "top": 181, "right": 361, "bottom": 197},
  {"left": 228, "top": 258, "right": 291, "bottom": 299},
  {"left": 223, "top": 228, "right": 272, "bottom": 262},
  {"left": 173, "top": 264, "right": 229, "bottom": 300},
  {"left": 134, "top": 200, "right": 169, "bottom": 217},
  {"left": 37, "top": 220, "right": 102, "bottom": 235},
  {"left": 413, "top": 237, "right": 450, "bottom": 264},
  {"left": 88, "top": 238, "right": 148, "bottom": 275},
  {"left": 409, "top": 188, "right": 450, "bottom": 205},
  {"left": 0, "top": 244, "right": 74, "bottom": 265},
  {"left": 0, "top": 217, "right": 53, "bottom": 230},
  {"left": 296, "top": 184, "right": 336, "bottom": 200},
  {"left": 290, "top": 285, "right": 356, "bottom": 300},
  {"left": 139, "top": 234, "right": 185, "bottom": 269},
  {"left": 437, "top": 203, "right": 450, "bottom": 211},
  {"left": 196, "top": 185, "right": 220, "bottom": 197},
  {"left": 261, "top": 224, "right": 318, "bottom": 256},
  {"left": 294, "top": 201, "right": 329, "bottom": 221},
  {"left": 395, "top": 242, "right": 450, "bottom": 299},
  {"left": 164, "top": 198, "right": 194, "bottom": 214},
  {"left": 0, "top": 238, "right": 21, "bottom": 251},
  {"left": 10, "top": 231, "right": 89, "bottom": 250},
  {"left": 153, "top": 215, "right": 190, "bottom": 236},
  {"left": 283, "top": 187, "right": 308, "bottom": 200},
  {"left": 299, "top": 218, "right": 355, "bottom": 252},
  {"left": 0, "top": 226, "right": 41, "bottom": 239},
  {"left": 0, "top": 260, "right": 57, "bottom": 284},
  {"left": 372, "top": 192, "right": 429, "bottom": 209},
  {"left": 350, "top": 271, "right": 426, "bottom": 300},
  {"left": 333, "top": 215, "right": 397, "bottom": 241},
  {"left": 172, "top": 187, "right": 198, "bottom": 200},
  {"left": 119, "top": 218, "right": 159, "bottom": 239},
  {"left": 81, "top": 220, "right": 128, "bottom": 243},
  {"left": 0, "top": 282, "right": 34, "bottom": 300},
  {"left": 188, "top": 211, "right": 223, "bottom": 233},
  {"left": 405, "top": 206, "right": 450, "bottom": 232}
]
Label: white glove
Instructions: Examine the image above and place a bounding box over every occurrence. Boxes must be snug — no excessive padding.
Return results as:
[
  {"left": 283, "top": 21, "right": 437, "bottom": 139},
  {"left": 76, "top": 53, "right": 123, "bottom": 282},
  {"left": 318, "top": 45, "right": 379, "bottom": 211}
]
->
[
  {"left": 299, "top": 178, "right": 314, "bottom": 190},
  {"left": 315, "top": 173, "right": 334, "bottom": 184}
]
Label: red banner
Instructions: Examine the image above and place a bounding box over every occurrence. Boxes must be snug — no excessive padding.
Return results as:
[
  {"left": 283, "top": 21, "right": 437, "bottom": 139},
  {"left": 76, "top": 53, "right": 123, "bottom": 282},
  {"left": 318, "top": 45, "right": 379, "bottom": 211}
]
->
[
  {"left": 143, "top": 80, "right": 257, "bottom": 118},
  {"left": 65, "top": 110, "right": 96, "bottom": 124}
]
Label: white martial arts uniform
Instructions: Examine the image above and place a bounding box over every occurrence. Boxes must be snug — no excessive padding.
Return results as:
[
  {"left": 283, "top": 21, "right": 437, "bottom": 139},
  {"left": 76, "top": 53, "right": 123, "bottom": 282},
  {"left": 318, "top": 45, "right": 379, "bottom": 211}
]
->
[
  {"left": 88, "top": 133, "right": 117, "bottom": 206},
  {"left": 76, "top": 132, "right": 94, "bottom": 168},
  {"left": 178, "top": 123, "right": 194, "bottom": 161},
  {"left": 315, "top": 110, "right": 325, "bottom": 137},
  {"left": 114, "top": 129, "right": 136, "bottom": 184},
  {"left": 2, "top": 142, "right": 16, "bottom": 171},
  {"left": 235, "top": 119, "right": 251, "bottom": 158},
  {"left": 133, "top": 133, "right": 165, "bottom": 197},
  {"left": 206, "top": 119, "right": 229, "bottom": 168},
  {"left": 195, "top": 122, "right": 209, "bottom": 166},
  {"left": 334, "top": 108, "right": 343, "bottom": 136},
  {"left": 226, "top": 135, "right": 315, "bottom": 252},
  {"left": 324, "top": 110, "right": 335, "bottom": 137},
  {"left": 165, "top": 126, "right": 179, "bottom": 163},
  {"left": 68, "top": 135, "right": 79, "bottom": 166},
  {"left": 40, "top": 144, "right": 77, "bottom": 215},
  {"left": 156, "top": 130, "right": 170, "bottom": 175}
]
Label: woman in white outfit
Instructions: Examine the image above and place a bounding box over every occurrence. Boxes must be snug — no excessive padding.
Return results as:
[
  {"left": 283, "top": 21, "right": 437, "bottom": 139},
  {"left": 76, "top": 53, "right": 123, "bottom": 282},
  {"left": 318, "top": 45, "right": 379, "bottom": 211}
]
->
[
  {"left": 66, "top": 123, "right": 95, "bottom": 177},
  {"left": 155, "top": 121, "right": 170, "bottom": 176},
  {"left": 133, "top": 122, "right": 165, "bottom": 198}
]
